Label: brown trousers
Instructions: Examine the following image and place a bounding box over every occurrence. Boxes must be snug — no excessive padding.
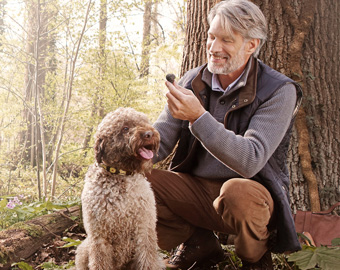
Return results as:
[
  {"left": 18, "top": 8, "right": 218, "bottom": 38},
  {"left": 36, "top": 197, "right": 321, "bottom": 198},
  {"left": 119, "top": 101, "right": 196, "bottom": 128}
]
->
[{"left": 147, "top": 169, "right": 274, "bottom": 263}]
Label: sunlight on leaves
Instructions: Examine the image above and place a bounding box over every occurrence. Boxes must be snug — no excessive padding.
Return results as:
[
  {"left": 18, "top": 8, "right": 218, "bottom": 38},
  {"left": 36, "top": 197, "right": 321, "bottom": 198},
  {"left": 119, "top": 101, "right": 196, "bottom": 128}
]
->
[
  {"left": 60, "top": 237, "right": 82, "bottom": 248},
  {"left": 11, "top": 262, "right": 34, "bottom": 270}
]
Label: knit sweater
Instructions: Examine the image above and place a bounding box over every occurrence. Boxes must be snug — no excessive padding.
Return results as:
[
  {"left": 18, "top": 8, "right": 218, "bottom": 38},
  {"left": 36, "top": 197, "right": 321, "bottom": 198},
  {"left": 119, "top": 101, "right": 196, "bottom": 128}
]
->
[{"left": 153, "top": 59, "right": 297, "bottom": 180}]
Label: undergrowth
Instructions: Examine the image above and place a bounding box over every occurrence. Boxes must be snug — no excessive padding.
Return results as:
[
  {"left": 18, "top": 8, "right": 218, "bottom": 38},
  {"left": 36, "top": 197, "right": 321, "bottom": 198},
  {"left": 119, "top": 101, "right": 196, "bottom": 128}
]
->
[
  {"left": 3, "top": 198, "right": 340, "bottom": 270},
  {"left": 0, "top": 196, "right": 80, "bottom": 230}
]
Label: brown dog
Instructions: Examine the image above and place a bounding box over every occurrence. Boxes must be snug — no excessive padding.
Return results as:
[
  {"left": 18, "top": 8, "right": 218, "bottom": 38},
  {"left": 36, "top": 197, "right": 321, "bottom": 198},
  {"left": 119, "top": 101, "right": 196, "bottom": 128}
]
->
[{"left": 75, "top": 107, "right": 163, "bottom": 270}]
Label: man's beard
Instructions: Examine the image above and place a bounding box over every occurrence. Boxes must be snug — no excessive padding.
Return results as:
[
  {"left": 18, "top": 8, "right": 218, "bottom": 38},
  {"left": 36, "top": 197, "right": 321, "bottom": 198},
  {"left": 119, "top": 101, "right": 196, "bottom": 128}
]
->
[{"left": 207, "top": 44, "right": 247, "bottom": 75}]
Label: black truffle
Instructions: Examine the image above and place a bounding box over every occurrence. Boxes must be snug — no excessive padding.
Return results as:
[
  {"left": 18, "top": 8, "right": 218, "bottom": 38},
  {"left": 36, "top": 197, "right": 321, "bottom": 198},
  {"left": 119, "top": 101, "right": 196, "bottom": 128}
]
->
[{"left": 166, "top": 73, "right": 176, "bottom": 84}]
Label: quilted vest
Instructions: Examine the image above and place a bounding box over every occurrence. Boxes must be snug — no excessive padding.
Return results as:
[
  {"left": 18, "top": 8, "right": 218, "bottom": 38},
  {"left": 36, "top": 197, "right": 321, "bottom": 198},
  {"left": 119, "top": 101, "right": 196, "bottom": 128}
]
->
[{"left": 170, "top": 57, "right": 303, "bottom": 253}]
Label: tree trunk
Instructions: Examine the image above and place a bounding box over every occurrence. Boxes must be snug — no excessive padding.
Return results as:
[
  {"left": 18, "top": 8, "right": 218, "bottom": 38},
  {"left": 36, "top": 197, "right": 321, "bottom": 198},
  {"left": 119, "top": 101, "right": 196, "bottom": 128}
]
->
[
  {"left": 0, "top": 206, "right": 80, "bottom": 270},
  {"left": 140, "top": 0, "right": 153, "bottom": 78},
  {"left": 97, "top": 0, "right": 107, "bottom": 118},
  {"left": 22, "top": 0, "right": 36, "bottom": 166},
  {"left": 82, "top": 0, "right": 107, "bottom": 154},
  {"left": 21, "top": 0, "right": 49, "bottom": 174},
  {"left": 180, "top": 0, "right": 221, "bottom": 76},
  {"left": 254, "top": 0, "right": 340, "bottom": 211}
]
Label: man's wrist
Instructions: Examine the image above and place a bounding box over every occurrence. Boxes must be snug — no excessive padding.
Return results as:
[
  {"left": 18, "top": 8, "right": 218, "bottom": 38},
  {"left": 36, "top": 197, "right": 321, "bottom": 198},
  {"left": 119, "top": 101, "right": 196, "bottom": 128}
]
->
[{"left": 189, "top": 111, "right": 207, "bottom": 125}]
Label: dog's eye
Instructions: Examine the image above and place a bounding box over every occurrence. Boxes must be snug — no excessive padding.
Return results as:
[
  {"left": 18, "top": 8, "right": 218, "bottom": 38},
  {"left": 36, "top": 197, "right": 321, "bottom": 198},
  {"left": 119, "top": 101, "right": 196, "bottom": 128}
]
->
[{"left": 122, "top": 126, "right": 129, "bottom": 133}]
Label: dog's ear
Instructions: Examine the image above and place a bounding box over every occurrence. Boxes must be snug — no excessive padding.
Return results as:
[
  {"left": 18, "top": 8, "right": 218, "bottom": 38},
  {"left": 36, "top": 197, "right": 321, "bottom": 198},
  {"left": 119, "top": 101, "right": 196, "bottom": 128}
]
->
[{"left": 94, "top": 138, "right": 105, "bottom": 164}]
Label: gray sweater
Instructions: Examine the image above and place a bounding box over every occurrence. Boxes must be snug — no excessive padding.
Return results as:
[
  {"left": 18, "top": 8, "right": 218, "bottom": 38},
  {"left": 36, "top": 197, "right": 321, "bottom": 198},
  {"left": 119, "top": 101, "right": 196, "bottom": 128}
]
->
[{"left": 153, "top": 62, "right": 297, "bottom": 180}]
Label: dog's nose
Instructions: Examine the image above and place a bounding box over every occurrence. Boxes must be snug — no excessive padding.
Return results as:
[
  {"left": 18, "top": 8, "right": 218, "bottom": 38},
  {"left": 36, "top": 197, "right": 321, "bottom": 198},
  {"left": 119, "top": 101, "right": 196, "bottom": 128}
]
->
[{"left": 143, "top": 131, "right": 153, "bottom": 139}]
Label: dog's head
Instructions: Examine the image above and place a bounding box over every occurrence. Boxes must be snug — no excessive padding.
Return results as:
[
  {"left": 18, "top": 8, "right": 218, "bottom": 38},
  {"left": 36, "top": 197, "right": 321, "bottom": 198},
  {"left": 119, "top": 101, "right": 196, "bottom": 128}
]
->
[{"left": 94, "top": 107, "right": 160, "bottom": 174}]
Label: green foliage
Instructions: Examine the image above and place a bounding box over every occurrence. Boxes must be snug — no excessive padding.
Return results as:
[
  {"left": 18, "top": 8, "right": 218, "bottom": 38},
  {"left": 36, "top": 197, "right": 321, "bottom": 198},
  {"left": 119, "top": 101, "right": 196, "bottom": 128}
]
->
[
  {"left": 0, "top": 196, "right": 80, "bottom": 230},
  {"left": 11, "top": 262, "right": 34, "bottom": 270},
  {"left": 331, "top": 238, "right": 340, "bottom": 246},
  {"left": 218, "top": 245, "right": 243, "bottom": 269},
  {"left": 59, "top": 237, "right": 82, "bottom": 248},
  {"left": 0, "top": 0, "right": 185, "bottom": 202},
  {"left": 288, "top": 245, "right": 340, "bottom": 270},
  {"left": 12, "top": 261, "right": 75, "bottom": 270}
]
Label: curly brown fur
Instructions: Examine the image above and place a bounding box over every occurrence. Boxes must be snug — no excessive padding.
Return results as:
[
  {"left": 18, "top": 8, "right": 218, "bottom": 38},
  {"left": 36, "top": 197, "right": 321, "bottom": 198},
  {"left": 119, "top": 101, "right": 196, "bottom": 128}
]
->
[{"left": 75, "top": 107, "right": 163, "bottom": 270}]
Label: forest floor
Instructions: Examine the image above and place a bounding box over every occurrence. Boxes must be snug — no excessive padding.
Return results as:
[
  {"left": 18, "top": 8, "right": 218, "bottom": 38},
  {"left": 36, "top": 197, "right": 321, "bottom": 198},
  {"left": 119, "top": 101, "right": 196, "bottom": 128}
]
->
[
  {"left": 20, "top": 224, "right": 85, "bottom": 269},
  {"left": 18, "top": 225, "right": 289, "bottom": 270}
]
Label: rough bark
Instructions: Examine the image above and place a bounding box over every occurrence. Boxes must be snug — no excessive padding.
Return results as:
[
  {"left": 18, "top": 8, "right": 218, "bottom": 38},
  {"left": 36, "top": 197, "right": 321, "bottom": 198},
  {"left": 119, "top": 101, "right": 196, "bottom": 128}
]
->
[
  {"left": 255, "top": 0, "right": 340, "bottom": 211},
  {"left": 0, "top": 206, "right": 80, "bottom": 269}
]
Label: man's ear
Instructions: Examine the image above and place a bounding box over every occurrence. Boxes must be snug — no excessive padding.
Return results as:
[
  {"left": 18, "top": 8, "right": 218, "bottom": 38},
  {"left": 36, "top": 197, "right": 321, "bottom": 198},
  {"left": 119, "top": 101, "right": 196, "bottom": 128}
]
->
[{"left": 246, "top": 38, "right": 260, "bottom": 55}]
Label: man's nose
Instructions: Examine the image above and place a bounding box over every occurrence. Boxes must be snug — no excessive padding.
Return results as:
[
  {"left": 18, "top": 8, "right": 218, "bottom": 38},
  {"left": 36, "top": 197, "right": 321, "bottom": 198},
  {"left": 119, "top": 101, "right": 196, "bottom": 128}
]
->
[{"left": 208, "top": 39, "right": 222, "bottom": 53}]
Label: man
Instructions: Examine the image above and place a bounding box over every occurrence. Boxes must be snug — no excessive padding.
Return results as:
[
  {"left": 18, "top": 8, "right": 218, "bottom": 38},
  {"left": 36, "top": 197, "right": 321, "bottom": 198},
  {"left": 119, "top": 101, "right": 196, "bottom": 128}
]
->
[{"left": 148, "top": 0, "right": 302, "bottom": 269}]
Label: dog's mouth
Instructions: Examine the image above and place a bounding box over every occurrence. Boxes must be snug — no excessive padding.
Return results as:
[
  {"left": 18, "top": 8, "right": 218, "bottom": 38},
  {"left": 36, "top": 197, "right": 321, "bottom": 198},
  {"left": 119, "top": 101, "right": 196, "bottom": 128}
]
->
[{"left": 137, "top": 145, "right": 155, "bottom": 160}]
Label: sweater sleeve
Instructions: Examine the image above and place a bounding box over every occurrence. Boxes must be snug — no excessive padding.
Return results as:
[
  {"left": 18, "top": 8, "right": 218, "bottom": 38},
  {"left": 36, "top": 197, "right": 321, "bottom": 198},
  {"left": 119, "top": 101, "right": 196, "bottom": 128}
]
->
[
  {"left": 189, "top": 83, "right": 297, "bottom": 178},
  {"left": 152, "top": 105, "right": 182, "bottom": 163}
]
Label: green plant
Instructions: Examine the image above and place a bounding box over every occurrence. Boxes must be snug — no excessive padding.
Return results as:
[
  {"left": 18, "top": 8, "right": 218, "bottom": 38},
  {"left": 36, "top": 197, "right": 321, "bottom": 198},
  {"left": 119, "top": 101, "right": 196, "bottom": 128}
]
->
[
  {"left": 11, "top": 262, "right": 34, "bottom": 270},
  {"left": 288, "top": 238, "right": 340, "bottom": 270},
  {"left": 0, "top": 196, "right": 80, "bottom": 230},
  {"left": 60, "top": 237, "right": 82, "bottom": 248},
  {"left": 12, "top": 261, "right": 75, "bottom": 270}
]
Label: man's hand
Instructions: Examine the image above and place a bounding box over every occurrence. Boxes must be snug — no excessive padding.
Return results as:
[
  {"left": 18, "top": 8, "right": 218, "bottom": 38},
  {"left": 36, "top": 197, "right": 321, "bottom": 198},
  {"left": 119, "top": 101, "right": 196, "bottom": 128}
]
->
[{"left": 165, "top": 80, "right": 206, "bottom": 124}]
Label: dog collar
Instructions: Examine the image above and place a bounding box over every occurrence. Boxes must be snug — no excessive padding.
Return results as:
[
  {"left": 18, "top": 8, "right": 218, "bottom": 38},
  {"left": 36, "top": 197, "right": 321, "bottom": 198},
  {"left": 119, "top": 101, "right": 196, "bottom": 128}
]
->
[{"left": 99, "top": 163, "right": 132, "bottom": 176}]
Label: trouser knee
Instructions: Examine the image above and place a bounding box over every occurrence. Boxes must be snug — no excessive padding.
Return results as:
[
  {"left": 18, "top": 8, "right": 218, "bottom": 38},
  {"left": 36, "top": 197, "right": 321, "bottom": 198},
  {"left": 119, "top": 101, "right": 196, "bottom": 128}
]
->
[{"left": 213, "top": 178, "right": 274, "bottom": 232}]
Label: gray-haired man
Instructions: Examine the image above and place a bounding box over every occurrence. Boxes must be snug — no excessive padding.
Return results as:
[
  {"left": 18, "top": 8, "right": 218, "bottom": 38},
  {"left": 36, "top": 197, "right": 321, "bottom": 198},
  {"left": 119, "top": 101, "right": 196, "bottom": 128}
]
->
[{"left": 148, "top": 0, "right": 302, "bottom": 269}]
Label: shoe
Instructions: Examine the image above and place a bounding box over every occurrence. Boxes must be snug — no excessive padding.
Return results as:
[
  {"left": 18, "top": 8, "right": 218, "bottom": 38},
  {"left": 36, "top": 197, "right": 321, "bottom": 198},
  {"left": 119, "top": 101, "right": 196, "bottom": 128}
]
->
[
  {"left": 241, "top": 250, "right": 273, "bottom": 270},
  {"left": 165, "top": 229, "right": 225, "bottom": 269}
]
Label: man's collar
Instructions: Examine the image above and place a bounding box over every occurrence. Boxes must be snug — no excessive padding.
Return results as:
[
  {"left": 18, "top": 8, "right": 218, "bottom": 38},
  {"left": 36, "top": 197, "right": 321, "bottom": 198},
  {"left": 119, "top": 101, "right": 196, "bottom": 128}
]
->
[
  {"left": 211, "top": 71, "right": 245, "bottom": 93},
  {"left": 202, "top": 56, "right": 254, "bottom": 94}
]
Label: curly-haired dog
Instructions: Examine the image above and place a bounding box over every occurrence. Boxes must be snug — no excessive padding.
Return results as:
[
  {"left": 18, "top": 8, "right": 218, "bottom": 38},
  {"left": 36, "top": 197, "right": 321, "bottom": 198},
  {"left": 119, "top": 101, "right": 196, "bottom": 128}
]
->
[{"left": 75, "top": 107, "right": 163, "bottom": 270}]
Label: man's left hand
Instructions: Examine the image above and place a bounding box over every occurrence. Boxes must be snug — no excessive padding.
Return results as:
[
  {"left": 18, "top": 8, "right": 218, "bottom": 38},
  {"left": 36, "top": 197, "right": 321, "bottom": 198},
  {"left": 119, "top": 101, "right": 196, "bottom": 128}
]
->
[{"left": 165, "top": 81, "right": 206, "bottom": 124}]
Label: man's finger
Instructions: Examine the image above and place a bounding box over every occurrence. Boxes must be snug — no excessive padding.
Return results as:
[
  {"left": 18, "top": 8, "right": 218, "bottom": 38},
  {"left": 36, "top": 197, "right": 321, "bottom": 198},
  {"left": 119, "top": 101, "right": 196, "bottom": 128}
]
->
[
  {"left": 166, "top": 81, "right": 192, "bottom": 99},
  {"left": 165, "top": 81, "right": 185, "bottom": 100},
  {"left": 166, "top": 91, "right": 181, "bottom": 110}
]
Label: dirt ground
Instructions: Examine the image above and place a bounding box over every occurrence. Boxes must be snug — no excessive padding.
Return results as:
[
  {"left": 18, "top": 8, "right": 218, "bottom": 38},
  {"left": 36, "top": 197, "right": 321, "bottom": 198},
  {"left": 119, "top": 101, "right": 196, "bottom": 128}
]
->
[
  {"left": 15, "top": 226, "right": 288, "bottom": 270},
  {"left": 19, "top": 225, "right": 85, "bottom": 269}
]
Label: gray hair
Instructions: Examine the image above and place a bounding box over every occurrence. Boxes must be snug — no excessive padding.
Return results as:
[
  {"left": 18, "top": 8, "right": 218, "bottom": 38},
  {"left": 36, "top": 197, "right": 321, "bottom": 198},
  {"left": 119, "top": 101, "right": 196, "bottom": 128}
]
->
[{"left": 208, "top": 0, "right": 267, "bottom": 57}]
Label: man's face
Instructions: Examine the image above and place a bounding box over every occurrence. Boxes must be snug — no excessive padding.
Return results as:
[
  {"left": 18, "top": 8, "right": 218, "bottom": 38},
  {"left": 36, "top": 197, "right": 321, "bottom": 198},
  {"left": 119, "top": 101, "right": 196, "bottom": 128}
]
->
[{"left": 207, "top": 15, "right": 250, "bottom": 75}]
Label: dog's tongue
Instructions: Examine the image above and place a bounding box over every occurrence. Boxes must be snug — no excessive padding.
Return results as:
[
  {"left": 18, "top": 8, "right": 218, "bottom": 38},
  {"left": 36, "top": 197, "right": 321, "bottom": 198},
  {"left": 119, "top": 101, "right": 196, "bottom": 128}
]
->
[{"left": 138, "top": 147, "right": 154, "bottom": 160}]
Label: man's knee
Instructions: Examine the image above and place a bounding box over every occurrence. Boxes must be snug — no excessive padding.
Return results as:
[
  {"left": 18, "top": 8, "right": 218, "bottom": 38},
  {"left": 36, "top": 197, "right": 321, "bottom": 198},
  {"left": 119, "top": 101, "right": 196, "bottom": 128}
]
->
[{"left": 213, "top": 178, "right": 274, "bottom": 224}]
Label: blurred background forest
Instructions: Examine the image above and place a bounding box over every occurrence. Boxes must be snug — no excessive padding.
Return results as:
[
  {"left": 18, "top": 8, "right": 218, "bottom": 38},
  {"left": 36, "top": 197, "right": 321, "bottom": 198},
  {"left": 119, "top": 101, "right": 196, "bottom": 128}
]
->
[
  {"left": 0, "top": 0, "right": 339, "bottom": 230},
  {"left": 0, "top": 0, "right": 185, "bottom": 212},
  {"left": 0, "top": 0, "right": 339, "bottom": 269}
]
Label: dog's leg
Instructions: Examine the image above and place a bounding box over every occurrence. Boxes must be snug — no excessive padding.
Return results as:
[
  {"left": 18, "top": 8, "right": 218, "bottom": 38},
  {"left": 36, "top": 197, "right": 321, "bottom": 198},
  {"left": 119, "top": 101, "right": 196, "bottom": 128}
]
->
[
  {"left": 75, "top": 238, "right": 89, "bottom": 270},
  {"left": 129, "top": 226, "right": 164, "bottom": 270},
  {"left": 87, "top": 239, "right": 124, "bottom": 270},
  {"left": 128, "top": 199, "right": 164, "bottom": 270}
]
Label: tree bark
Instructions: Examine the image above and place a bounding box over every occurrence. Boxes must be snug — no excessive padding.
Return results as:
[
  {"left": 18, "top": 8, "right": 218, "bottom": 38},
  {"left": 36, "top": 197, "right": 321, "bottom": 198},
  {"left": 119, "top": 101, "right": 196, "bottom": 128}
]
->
[
  {"left": 140, "top": 0, "right": 153, "bottom": 78},
  {"left": 254, "top": 0, "right": 340, "bottom": 211},
  {"left": 0, "top": 206, "right": 80, "bottom": 269},
  {"left": 180, "top": 0, "right": 221, "bottom": 76}
]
